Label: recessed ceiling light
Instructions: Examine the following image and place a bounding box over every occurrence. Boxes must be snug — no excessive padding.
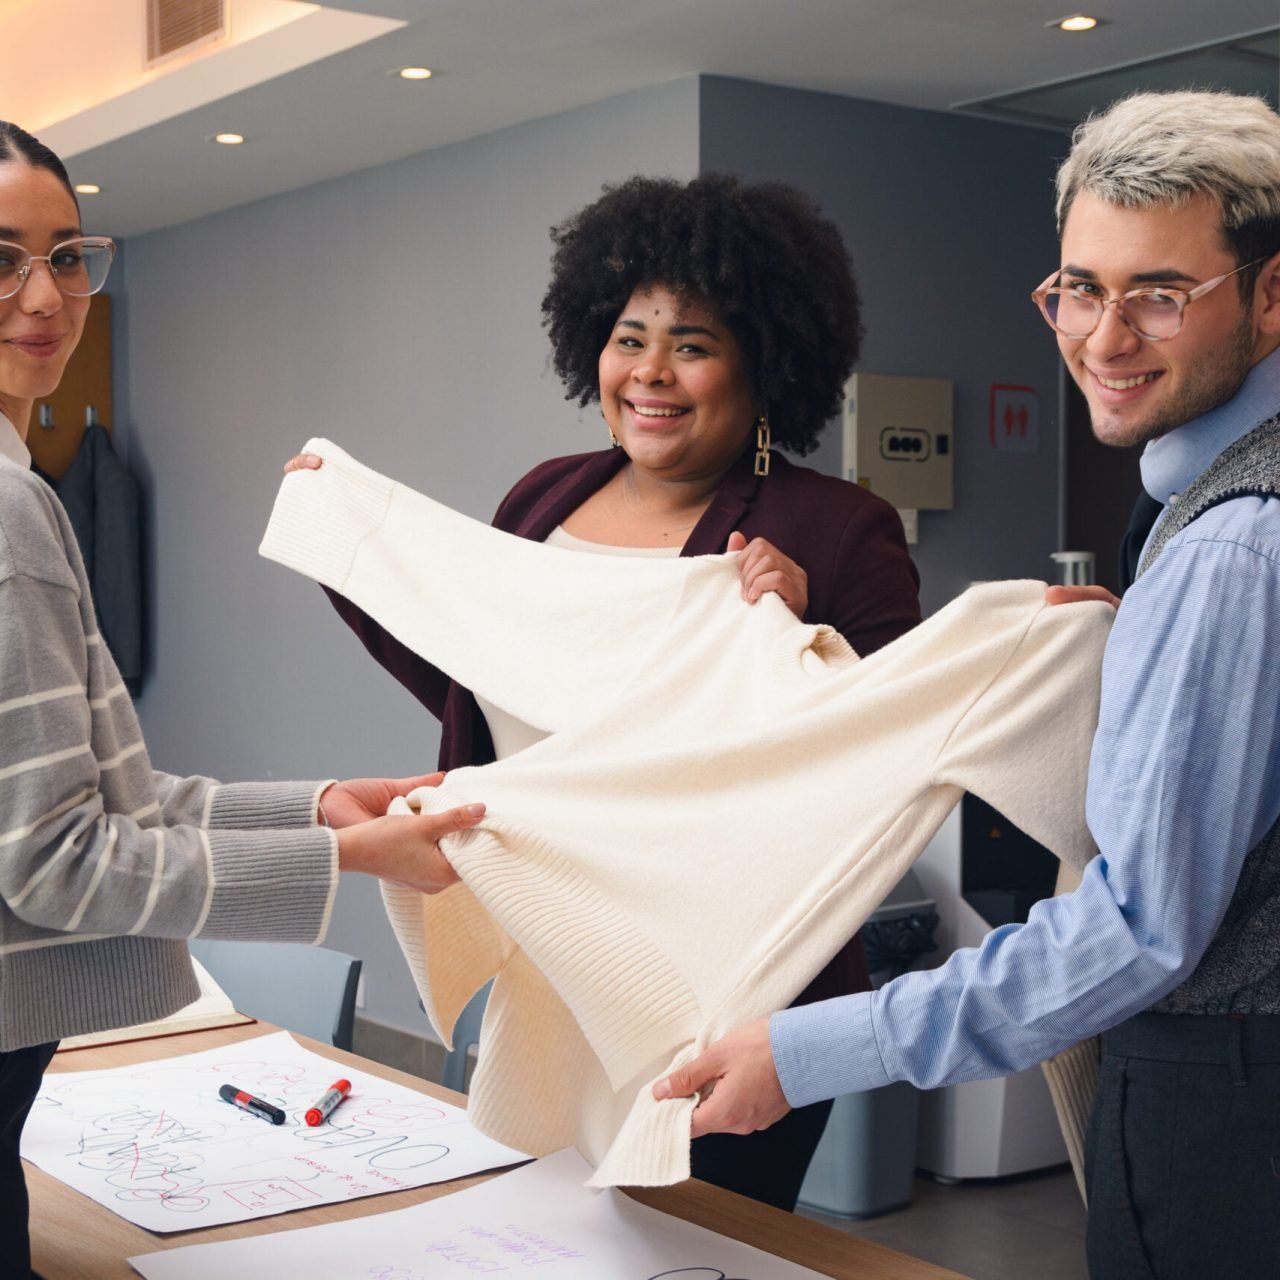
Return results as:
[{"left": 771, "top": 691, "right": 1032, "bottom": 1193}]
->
[
  {"left": 74, "top": 183, "right": 102, "bottom": 195},
  {"left": 396, "top": 66, "right": 433, "bottom": 80},
  {"left": 212, "top": 132, "right": 246, "bottom": 145},
  {"left": 1053, "top": 13, "right": 1100, "bottom": 31}
]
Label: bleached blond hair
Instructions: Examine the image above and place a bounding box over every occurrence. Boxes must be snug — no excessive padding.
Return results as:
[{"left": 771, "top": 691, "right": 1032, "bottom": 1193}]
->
[{"left": 1055, "top": 91, "right": 1280, "bottom": 290}]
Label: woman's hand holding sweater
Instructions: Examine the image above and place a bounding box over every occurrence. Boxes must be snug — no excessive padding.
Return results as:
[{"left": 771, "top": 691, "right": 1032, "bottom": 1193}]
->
[
  {"left": 726, "top": 531, "right": 809, "bottom": 618},
  {"left": 336, "top": 804, "right": 485, "bottom": 894},
  {"left": 320, "top": 771, "right": 449, "bottom": 827}
]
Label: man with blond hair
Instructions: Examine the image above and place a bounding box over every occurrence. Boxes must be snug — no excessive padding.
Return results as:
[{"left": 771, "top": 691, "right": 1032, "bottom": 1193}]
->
[{"left": 657, "top": 90, "right": 1280, "bottom": 1277}]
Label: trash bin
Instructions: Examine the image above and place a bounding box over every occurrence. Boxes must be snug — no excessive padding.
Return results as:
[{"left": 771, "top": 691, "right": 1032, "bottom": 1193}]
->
[{"left": 796, "top": 868, "right": 938, "bottom": 1220}]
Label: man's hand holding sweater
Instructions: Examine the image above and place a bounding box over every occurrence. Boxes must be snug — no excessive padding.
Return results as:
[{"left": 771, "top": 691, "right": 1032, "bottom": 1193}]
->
[{"left": 652, "top": 1018, "right": 790, "bottom": 1137}]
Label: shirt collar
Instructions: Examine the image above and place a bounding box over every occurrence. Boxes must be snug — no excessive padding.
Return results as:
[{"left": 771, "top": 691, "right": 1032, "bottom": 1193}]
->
[
  {"left": 1141, "top": 345, "right": 1280, "bottom": 504},
  {"left": 0, "top": 411, "right": 31, "bottom": 469}
]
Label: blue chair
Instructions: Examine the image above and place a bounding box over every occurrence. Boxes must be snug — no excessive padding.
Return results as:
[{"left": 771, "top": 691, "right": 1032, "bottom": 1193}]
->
[
  {"left": 188, "top": 939, "right": 362, "bottom": 1050},
  {"left": 439, "top": 981, "right": 491, "bottom": 1094}
]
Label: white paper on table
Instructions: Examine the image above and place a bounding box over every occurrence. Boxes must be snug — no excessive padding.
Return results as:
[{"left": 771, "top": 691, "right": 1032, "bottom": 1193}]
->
[
  {"left": 22, "top": 1030, "right": 528, "bottom": 1233},
  {"left": 130, "top": 1147, "right": 828, "bottom": 1279}
]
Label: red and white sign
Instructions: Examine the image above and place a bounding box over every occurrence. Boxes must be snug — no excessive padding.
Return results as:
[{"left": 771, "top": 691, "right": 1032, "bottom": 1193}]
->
[{"left": 989, "top": 384, "right": 1039, "bottom": 454}]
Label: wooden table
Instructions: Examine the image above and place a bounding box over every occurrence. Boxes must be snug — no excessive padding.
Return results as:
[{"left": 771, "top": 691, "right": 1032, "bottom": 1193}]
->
[{"left": 29, "top": 1022, "right": 967, "bottom": 1280}]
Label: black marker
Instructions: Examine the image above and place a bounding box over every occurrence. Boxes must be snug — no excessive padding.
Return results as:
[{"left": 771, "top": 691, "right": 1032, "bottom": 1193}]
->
[{"left": 219, "top": 1082, "right": 286, "bottom": 1125}]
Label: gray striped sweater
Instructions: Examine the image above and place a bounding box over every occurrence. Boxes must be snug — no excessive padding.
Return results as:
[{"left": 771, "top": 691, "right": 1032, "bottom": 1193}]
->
[{"left": 1, "top": 450, "right": 339, "bottom": 1052}]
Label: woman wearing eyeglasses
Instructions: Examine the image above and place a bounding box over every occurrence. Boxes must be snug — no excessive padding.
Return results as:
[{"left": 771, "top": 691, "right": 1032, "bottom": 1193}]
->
[
  {"left": 0, "top": 121, "right": 488, "bottom": 1278},
  {"left": 289, "top": 173, "right": 923, "bottom": 1212}
]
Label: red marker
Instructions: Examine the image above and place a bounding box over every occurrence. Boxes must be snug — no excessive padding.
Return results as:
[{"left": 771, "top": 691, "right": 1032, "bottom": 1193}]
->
[{"left": 305, "top": 1078, "right": 352, "bottom": 1126}]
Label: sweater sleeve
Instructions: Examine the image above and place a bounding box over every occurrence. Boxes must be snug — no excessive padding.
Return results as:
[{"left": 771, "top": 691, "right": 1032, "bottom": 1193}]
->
[
  {"left": 0, "top": 569, "right": 338, "bottom": 945},
  {"left": 147, "top": 769, "right": 328, "bottom": 833},
  {"left": 931, "top": 595, "right": 1114, "bottom": 872},
  {"left": 259, "top": 439, "right": 703, "bottom": 736}
]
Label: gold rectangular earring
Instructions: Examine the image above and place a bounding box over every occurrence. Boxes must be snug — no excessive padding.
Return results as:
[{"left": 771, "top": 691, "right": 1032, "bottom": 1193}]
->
[{"left": 754, "top": 415, "right": 771, "bottom": 476}]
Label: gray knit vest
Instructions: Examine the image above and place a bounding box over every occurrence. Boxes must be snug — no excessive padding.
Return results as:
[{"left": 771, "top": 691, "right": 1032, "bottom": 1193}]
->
[{"left": 1139, "top": 413, "right": 1280, "bottom": 1015}]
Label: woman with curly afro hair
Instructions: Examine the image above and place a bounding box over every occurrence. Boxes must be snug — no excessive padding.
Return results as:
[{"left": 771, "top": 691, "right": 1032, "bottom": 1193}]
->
[{"left": 307, "top": 172, "right": 921, "bottom": 1212}]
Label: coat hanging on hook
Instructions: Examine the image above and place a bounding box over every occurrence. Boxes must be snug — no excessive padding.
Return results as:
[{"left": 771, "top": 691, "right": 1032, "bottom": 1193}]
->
[{"left": 58, "top": 424, "right": 143, "bottom": 694}]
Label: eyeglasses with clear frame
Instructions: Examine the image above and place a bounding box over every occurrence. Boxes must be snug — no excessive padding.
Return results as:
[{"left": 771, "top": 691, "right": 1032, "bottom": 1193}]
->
[
  {"left": 1031, "top": 256, "right": 1266, "bottom": 342},
  {"left": 0, "top": 236, "right": 116, "bottom": 301}
]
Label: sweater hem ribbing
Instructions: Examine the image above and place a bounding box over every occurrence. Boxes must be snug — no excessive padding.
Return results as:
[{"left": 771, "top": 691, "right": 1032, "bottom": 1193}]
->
[
  {"left": 437, "top": 811, "right": 702, "bottom": 1091},
  {"left": 0, "top": 935, "right": 196, "bottom": 1052}
]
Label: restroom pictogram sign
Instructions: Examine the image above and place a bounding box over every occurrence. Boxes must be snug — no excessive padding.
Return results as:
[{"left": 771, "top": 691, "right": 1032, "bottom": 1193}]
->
[{"left": 989, "top": 384, "right": 1039, "bottom": 454}]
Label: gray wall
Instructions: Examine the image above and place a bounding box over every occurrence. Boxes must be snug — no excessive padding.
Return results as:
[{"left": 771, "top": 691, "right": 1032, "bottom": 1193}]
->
[
  {"left": 118, "top": 74, "right": 1067, "bottom": 1037},
  {"left": 700, "top": 77, "right": 1066, "bottom": 613},
  {"left": 120, "top": 79, "right": 699, "bottom": 1033}
]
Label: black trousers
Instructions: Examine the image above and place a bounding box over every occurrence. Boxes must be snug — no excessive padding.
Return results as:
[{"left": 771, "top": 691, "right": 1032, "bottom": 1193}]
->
[
  {"left": 0, "top": 1041, "right": 58, "bottom": 1279},
  {"left": 690, "top": 1096, "right": 833, "bottom": 1212},
  {"left": 1085, "top": 1012, "right": 1280, "bottom": 1280}
]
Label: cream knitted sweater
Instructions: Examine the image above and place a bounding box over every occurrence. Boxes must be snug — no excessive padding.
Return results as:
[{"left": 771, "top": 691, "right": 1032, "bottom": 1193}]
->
[{"left": 260, "top": 440, "right": 1112, "bottom": 1188}]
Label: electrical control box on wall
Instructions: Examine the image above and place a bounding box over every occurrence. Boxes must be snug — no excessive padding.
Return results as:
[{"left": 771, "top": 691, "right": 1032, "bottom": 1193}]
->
[{"left": 842, "top": 373, "right": 954, "bottom": 513}]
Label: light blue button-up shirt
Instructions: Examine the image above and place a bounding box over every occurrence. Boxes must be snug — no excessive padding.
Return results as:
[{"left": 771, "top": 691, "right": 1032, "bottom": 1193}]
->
[{"left": 772, "top": 347, "right": 1280, "bottom": 1103}]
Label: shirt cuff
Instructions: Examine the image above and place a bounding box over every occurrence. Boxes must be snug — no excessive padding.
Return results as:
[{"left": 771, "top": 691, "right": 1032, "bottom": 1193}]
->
[{"left": 770, "top": 992, "right": 891, "bottom": 1107}]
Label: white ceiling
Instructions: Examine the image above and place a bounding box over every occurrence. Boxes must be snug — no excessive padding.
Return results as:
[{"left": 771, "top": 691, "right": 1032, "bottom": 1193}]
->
[{"left": 5, "top": 0, "right": 1278, "bottom": 238}]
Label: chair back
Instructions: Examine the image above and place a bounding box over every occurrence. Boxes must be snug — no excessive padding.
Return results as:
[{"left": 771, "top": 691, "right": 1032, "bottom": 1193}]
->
[
  {"left": 439, "top": 981, "right": 491, "bottom": 1094},
  {"left": 188, "top": 939, "right": 362, "bottom": 1050}
]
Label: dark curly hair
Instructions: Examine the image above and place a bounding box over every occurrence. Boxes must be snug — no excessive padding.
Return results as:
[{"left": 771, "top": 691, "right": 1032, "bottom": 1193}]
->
[{"left": 541, "top": 173, "right": 862, "bottom": 456}]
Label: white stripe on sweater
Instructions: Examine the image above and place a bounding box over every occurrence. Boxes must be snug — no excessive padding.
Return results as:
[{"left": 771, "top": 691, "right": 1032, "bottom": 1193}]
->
[
  {"left": 191, "top": 829, "right": 216, "bottom": 936},
  {"left": 0, "top": 743, "right": 88, "bottom": 783},
  {"left": 0, "top": 788, "right": 95, "bottom": 849},
  {"left": 0, "top": 684, "right": 84, "bottom": 716},
  {"left": 312, "top": 829, "right": 340, "bottom": 944},
  {"left": 64, "top": 820, "right": 119, "bottom": 931},
  {"left": 130, "top": 829, "right": 166, "bottom": 934},
  {"left": 98, "top": 740, "right": 146, "bottom": 772},
  {"left": 201, "top": 785, "right": 218, "bottom": 830},
  {"left": 89, "top": 683, "right": 129, "bottom": 711},
  {"left": 10, "top": 825, "right": 81, "bottom": 908}
]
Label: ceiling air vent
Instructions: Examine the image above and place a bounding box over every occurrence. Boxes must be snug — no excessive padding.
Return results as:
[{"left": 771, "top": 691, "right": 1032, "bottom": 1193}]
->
[{"left": 146, "top": 0, "right": 227, "bottom": 68}]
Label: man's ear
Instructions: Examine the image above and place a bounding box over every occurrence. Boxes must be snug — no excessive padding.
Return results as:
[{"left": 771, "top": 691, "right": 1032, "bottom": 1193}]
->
[{"left": 1256, "top": 249, "right": 1280, "bottom": 336}]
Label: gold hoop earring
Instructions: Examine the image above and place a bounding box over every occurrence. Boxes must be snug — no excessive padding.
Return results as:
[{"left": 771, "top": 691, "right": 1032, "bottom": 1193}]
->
[{"left": 754, "top": 414, "right": 771, "bottom": 477}]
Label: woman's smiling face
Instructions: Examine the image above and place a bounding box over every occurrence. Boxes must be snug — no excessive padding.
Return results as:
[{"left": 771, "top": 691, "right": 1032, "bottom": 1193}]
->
[
  {"left": 597, "top": 284, "right": 758, "bottom": 482},
  {"left": 0, "top": 161, "right": 88, "bottom": 426}
]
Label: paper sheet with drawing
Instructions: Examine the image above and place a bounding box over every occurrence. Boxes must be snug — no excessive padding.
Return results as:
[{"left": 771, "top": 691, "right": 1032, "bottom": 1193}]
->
[
  {"left": 20, "top": 1030, "right": 527, "bottom": 1233},
  {"left": 130, "top": 1147, "right": 827, "bottom": 1279}
]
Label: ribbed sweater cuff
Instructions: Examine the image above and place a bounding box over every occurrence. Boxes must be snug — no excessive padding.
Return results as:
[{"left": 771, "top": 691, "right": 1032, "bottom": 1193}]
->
[
  {"left": 258, "top": 437, "right": 392, "bottom": 591},
  {"left": 771, "top": 992, "right": 888, "bottom": 1107},
  {"left": 2, "top": 938, "right": 198, "bottom": 1052},
  {"left": 207, "top": 779, "right": 324, "bottom": 829},
  {"left": 203, "top": 827, "right": 338, "bottom": 943}
]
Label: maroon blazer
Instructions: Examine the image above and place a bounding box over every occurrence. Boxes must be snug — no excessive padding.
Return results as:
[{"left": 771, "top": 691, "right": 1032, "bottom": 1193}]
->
[{"left": 327, "top": 445, "right": 922, "bottom": 1003}]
